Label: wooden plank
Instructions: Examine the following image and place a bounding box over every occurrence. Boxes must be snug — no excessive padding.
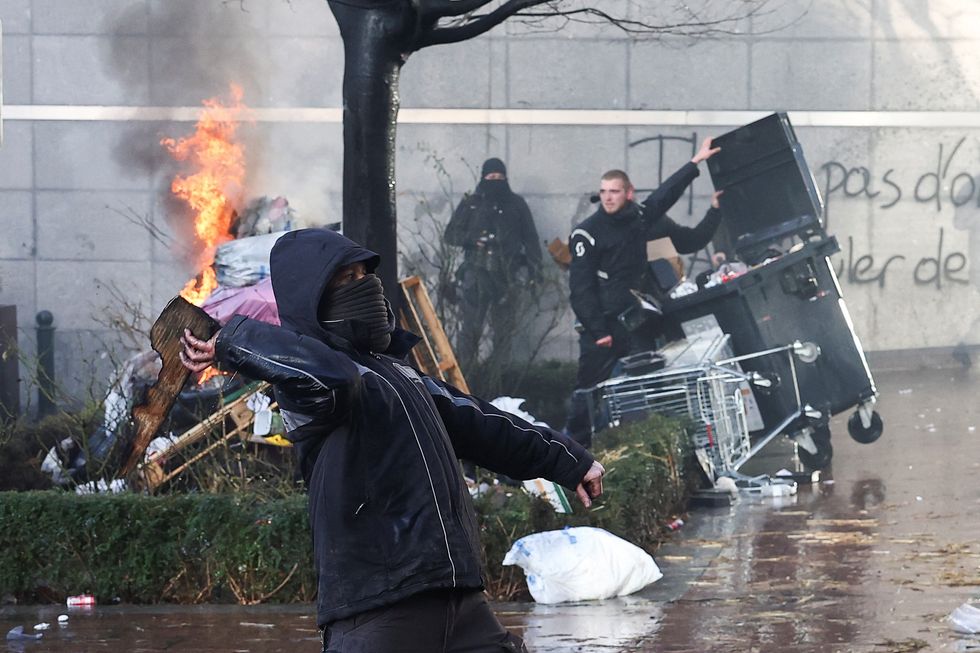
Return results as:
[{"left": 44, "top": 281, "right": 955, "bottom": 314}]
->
[{"left": 122, "top": 296, "right": 220, "bottom": 476}]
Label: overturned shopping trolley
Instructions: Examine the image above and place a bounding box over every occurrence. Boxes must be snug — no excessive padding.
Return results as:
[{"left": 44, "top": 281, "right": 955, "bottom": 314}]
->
[{"left": 586, "top": 333, "right": 821, "bottom": 480}]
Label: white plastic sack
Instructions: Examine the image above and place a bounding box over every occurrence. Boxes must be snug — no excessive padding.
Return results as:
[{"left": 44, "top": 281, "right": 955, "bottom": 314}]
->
[
  {"left": 214, "top": 231, "right": 288, "bottom": 288},
  {"left": 502, "top": 527, "right": 662, "bottom": 603}
]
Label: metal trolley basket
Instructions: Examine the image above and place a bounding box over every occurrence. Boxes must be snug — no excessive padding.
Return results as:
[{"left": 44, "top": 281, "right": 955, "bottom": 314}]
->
[{"left": 587, "top": 333, "right": 814, "bottom": 479}]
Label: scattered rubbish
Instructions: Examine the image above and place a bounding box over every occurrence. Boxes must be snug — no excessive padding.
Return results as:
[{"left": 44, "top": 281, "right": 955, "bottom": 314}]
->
[
  {"left": 75, "top": 478, "right": 127, "bottom": 495},
  {"left": 239, "top": 622, "right": 276, "bottom": 629},
  {"left": 66, "top": 594, "right": 96, "bottom": 607},
  {"left": 775, "top": 468, "right": 821, "bottom": 484},
  {"left": 522, "top": 478, "right": 572, "bottom": 513},
  {"left": 666, "top": 518, "right": 685, "bottom": 531},
  {"left": 734, "top": 474, "right": 797, "bottom": 497},
  {"left": 759, "top": 482, "right": 797, "bottom": 497},
  {"left": 503, "top": 526, "right": 662, "bottom": 603},
  {"left": 714, "top": 476, "right": 738, "bottom": 495},
  {"left": 949, "top": 602, "right": 980, "bottom": 634},
  {"left": 232, "top": 195, "right": 295, "bottom": 239},
  {"left": 57, "top": 615, "right": 68, "bottom": 624},
  {"left": 916, "top": 496, "right": 923, "bottom": 501},
  {"left": 214, "top": 230, "right": 288, "bottom": 288},
  {"left": 203, "top": 277, "right": 280, "bottom": 327},
  {"left": 969, "top": 427, "right": 976, "bottom": 433},
  {"left": 898, "top": 388, "right": 913, "bottom": 395},
  {"left": 6, "top": 626, "right": 42, "bottom": 641},
  {"left": 31, "top": 624, "right": 49, "bottom": 631}
]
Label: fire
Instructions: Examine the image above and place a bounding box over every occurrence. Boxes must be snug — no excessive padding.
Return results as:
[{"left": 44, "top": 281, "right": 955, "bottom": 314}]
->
[{"left": 162, "top": 84, "right": 249, "bottom": 305}]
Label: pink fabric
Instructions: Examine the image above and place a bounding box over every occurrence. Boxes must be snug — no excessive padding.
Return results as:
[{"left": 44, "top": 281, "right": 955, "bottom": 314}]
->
[{"left": 202, "top": 277, "right": 280, "bottom": 326}]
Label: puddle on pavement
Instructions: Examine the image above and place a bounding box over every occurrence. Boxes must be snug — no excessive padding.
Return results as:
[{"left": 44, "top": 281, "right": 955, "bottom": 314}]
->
[{"left": 3, "top": 368, "right": 978, "bottom": 652}]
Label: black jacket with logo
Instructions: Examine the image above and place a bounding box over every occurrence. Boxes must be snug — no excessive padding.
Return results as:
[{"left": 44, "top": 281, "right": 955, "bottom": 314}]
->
[
  {"left": 213, "top": 229, "right": 593, "bottom": 626},
  {"left": 568, "top": 162, "right": 721, "bottom": 341}
]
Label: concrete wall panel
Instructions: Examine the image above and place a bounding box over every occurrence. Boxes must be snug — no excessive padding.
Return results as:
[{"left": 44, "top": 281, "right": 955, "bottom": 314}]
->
[
  {"left": 0, "top": 191, "right": 34, "bottom": 258},
  {"left": 630, "top": 39, "right": 749, "bottom": 110},
  {"left": 3, "top": 35, "right": 32, "bottom": 104},
  {"left": 0, "top": 260, "right": 35, "bottom": 327},
  {"left": 0, "top": 123, "right": 34, "bottom": 190},
  {"left": 36, "top": 190, "right": 152, "bottom": 261},
  {"left": 34, "top": 35, "right": 149, "bottom": 105},
  {"left": 36, "top": 259, "right": 151, "bottom": 331},
  {"left": 751, "top": 41, "right": 872, "bottom": 111},
  {"left": 401, "top": 38, "right": 490, "bottom": 109},
  {"left": 35, "top": 122, "right": 152, "bottom": 190},
  {"left": 508, "top": 39, "right": 627, "bottom": 109},
  {"left": 0, "top": 0, "right": 31, "bottom": 34},
  {"left": 262, "top": 37, "right": 344, "bottom": 108},
  {"left": 33, "top": 0, "right": 148, "bottom": 35}
]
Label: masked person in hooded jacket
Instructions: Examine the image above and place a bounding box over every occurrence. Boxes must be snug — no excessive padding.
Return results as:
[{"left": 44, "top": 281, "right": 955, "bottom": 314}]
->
[
  {"left": 180, "top": 228, "right": 603, "bottom": 653},
  {"left": 563, "top": 138, "right": 724, "bottom": 448},
  {"left": 445, "top": 158, "right": 542, "bottom": 372}
]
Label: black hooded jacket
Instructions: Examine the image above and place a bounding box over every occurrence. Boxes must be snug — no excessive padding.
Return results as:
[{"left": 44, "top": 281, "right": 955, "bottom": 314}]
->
[
  {"left": 445, "top": 178, "right": 542, "bottom": 275},
  {"left": 212, "top": 229, "right": 593, "bottom": 626},
  {"left": 568, "top": 162, "right": 721, "bottom": 341}
]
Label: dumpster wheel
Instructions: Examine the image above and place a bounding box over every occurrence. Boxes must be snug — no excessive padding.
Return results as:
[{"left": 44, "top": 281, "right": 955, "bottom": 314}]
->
[
  {"left": 797, "top": 426, "right": 833, "bottom": 471},
  {"left": 847, "top": 410, "right": 883, "bottom": 444}
]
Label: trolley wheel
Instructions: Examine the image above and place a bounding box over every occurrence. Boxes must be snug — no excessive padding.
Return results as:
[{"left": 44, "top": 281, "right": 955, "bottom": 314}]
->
[
  {"left": 798, "top": 427, "right": 833, "bottom": 471},
  {"left": 847, "top": 411, "right": 883, "bottom": 444}
]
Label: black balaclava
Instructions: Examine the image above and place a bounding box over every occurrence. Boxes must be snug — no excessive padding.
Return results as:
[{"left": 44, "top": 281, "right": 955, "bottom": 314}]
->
[
  {"left": 317, "top": 273, "right": 393, "bottom": 352},
  {"left": 478, "top": 157, "right": 511, "bottom": 200}
]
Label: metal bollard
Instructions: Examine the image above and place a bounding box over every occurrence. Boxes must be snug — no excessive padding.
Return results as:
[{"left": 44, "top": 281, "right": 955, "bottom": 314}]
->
[{"left": 36, "top": 310, "right": 56, "bottom": 419}]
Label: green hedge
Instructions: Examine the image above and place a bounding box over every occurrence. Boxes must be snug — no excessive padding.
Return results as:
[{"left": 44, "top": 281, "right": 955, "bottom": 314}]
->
[{"left": 0, "top": 415, "right": 694, "bottom": 604}]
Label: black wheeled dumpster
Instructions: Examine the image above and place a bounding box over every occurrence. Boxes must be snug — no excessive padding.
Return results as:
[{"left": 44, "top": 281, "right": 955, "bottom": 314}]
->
[
  {"left": 663, "top": 237, "right": 882, "bottom": 469},
  {"left": 661, "top": 112, "right": 882, "bottom": 469}
]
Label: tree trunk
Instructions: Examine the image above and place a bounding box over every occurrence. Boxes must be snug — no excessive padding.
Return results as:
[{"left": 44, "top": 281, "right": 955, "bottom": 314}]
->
[{"left": 329, "top": 0, "right": 417, "bottom": 301}]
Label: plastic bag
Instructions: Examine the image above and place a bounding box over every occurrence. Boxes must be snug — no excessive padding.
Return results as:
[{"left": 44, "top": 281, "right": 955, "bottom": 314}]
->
[
  {"left": 502, "top": 527, "right": 662, "bottom": 603},
  {"left": 214, "top": 231, "right": 288, "bottom": 288},
  {"left": 949, "top": 602, "right": 980, "bottom": 634}
]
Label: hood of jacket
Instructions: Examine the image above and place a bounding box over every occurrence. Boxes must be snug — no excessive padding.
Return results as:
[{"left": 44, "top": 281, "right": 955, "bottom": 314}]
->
[{"left": 269, "top": 229, "right": 419, "bottom": 356}]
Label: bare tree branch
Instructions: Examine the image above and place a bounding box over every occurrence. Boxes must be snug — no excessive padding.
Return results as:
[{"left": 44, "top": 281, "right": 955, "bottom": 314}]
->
[
  {"left": 420, "top": 0, "right": 495, "bottom": 19},
  {"left": 418, "top": 0, "right": 785, "bottom": 47},
  {"left": 418, "top": 0, "right": 550, "bottom": 47}
]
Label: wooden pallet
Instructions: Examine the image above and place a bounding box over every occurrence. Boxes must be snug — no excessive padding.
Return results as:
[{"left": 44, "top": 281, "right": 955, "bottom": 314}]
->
[
  {"left": 399, "top": 275, "right": 469, "bottom": 393},
  {"left": 140, "top": 382, "right": 275, "bottom": 491}
]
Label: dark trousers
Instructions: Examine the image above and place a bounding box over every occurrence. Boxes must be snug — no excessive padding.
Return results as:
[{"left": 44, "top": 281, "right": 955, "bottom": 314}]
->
[
  {"left": 564, "top": 322, "right": 662, "bottom": 448},
  {"left": 321, "top": 588, "right": 527, "bottom": 653},
  {"left": 457, "top": 289, "right": 520, "bottom": 373}
]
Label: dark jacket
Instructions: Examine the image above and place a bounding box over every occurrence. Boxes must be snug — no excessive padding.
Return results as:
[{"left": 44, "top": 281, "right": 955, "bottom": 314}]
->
[
  {"left": 446, "top": 180, "right": 542, "bottom": 277},
  {"left": 568, "top": 162, "right": 721, "bottom": 341},
  {"left": 213, "top": 229, "right": 593, "bottom": 626}
]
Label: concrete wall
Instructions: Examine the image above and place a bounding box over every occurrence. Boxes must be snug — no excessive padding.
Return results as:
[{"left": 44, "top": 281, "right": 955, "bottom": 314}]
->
[{"left": 0, "top": 0, "right": 978, "bottom": 408}]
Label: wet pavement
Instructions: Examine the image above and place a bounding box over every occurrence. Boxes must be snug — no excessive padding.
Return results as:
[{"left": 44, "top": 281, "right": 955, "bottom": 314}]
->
[{"left": 3, "top": 367, "right": 978, "bottom": 652}]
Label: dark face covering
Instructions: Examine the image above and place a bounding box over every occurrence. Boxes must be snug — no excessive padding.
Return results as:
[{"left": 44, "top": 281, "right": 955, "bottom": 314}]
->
[
  {"left": 318, "top": 274, "right": 393, "bottom": 352},
  {"left": 479, "top": 178, "right": 511, "bottom": 201}
]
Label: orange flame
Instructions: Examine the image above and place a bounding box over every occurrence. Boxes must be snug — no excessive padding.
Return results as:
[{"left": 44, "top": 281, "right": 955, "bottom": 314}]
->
[{"left": 162, "top": 84, "right": 249, "bottom": 305}]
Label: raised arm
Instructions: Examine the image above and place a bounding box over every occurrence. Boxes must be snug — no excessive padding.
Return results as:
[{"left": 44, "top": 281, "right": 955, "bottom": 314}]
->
[
  {"left": 182, "top": 316, "right": 359, "bottom": 396},
  {"left": 641, "top": 137, "right": 720, "bottom": 221},
  {"left": 657, "top": 190, "right": 724, "bottom": 254}
]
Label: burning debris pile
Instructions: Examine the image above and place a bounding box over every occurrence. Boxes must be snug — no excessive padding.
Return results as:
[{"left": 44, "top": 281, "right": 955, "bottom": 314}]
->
[{"left": 43, "top": 88, "right": 303, "bottom": 492}]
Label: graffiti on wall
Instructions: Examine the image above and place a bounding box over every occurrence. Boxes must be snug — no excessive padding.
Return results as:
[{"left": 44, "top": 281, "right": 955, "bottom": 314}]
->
[
  {"left": 820, "top": 136, "right": 976, "bottom": 291},
  {"left": 629, "top": 132, "right": 977, "bottom": 293}
]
